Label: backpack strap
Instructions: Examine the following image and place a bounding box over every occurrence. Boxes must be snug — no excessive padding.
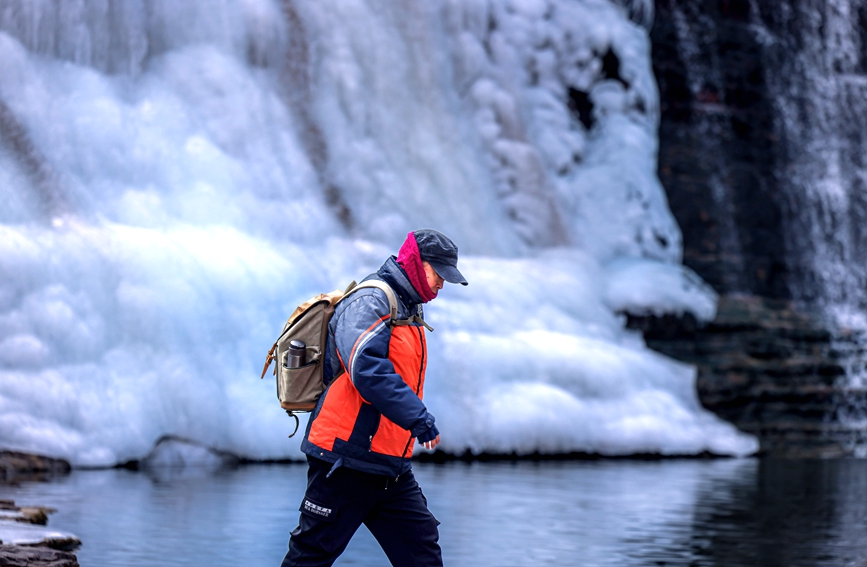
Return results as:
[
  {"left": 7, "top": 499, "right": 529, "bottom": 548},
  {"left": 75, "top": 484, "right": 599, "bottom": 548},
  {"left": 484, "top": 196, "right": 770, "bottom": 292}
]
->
[
  {"left": 345, "top": 280, "right": 398, "bottom": 322},
  {"left": 393, "top": 315, "right": 434, "bottom": 332},
  {"left": 344, "top": 280, "right": 433, "bottom": 331}
]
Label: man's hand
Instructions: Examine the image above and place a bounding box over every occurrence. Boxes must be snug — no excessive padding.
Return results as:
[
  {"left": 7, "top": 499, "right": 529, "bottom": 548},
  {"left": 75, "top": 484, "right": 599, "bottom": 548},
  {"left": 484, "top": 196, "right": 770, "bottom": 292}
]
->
[
  {"left": 421, "top": 434, "right": 440, "bottom": 451},
  {"left": 417, "top": 422, "right": 440, "bottom": 451}
]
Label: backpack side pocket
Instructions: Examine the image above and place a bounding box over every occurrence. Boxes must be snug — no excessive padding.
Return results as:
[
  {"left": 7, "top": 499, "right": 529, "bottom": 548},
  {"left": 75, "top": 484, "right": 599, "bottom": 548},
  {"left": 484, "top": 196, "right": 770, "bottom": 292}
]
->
[{"left": 278, "top": 346, "right": 323, "bottom": 411}]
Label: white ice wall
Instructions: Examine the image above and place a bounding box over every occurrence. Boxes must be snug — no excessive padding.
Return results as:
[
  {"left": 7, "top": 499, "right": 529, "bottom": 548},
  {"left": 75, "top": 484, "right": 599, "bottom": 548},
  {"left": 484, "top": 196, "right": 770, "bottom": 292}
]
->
[{"left": 0, "top": 0, "right": 756, "bottom": 466}]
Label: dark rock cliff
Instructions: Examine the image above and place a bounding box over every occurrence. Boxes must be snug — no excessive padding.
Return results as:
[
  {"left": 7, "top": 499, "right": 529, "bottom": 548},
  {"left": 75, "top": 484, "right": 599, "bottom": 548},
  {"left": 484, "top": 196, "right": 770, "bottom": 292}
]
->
[{"left": 646, "top": 0, "right": 867, "bottom": 456}]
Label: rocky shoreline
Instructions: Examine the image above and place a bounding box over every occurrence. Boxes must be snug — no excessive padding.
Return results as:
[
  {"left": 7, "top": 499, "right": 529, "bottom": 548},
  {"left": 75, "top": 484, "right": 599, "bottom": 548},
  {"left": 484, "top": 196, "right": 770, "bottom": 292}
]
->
[
  {"left": 626, "top": 295, "right": 863, "bottom": 457},
  {"left": 0, "top": 452, "right": 80, "bottom": 567},
  {"left": 0, "top": 452, "right": 71, "bottom": 484}
]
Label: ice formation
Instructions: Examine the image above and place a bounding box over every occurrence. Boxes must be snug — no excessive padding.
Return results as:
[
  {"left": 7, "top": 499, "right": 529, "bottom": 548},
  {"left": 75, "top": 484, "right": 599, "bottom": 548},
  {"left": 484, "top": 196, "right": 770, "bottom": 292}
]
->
[{"left": 0, "top": 0, "right": 757, "bottom": 466}]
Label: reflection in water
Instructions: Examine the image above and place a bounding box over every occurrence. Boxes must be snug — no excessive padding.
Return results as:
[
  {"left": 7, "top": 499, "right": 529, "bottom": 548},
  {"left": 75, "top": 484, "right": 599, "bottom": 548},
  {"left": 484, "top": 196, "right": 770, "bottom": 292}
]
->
[
  {"left": 0, "top": 459, "right": 865, "bottom": 566},
  {"left": 687, "top": 459, "right": 867, "bottom": 567}
]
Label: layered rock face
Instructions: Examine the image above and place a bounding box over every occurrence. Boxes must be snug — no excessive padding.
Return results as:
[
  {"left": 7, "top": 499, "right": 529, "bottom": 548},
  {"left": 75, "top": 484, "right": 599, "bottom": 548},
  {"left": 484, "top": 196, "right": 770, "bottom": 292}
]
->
[
  {"left": 627, "top": 297, "right": 857, "bottom": 456},
  {"left": 648, "top": 0, "right": 867, "bottom": 456}
]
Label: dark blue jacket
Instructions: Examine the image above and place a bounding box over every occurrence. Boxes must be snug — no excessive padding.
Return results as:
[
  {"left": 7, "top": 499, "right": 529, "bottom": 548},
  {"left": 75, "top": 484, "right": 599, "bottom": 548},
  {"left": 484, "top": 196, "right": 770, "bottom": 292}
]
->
[{"left": 300, "top": 257, "right": 436, "bottom": 476}]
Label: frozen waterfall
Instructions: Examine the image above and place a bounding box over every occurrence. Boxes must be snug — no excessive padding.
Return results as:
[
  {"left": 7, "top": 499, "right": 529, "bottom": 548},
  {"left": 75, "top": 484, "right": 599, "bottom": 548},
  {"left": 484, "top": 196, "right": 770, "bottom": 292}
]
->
[{"left": 0, "top": 0, "right": 756, "bottom": 466}]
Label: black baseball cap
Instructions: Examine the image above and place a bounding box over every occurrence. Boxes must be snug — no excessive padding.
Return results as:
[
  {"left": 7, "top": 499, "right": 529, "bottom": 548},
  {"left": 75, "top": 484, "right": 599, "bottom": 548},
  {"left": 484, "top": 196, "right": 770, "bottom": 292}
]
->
[{"left": 414, "top": 229, "right": 468, "bottom": 286}]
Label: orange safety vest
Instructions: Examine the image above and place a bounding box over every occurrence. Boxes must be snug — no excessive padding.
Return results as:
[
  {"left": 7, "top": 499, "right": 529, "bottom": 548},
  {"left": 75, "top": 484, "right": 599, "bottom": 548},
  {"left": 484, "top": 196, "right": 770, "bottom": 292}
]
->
[{"left": 307, "top": 324, "right": 427, "bottom": 459}]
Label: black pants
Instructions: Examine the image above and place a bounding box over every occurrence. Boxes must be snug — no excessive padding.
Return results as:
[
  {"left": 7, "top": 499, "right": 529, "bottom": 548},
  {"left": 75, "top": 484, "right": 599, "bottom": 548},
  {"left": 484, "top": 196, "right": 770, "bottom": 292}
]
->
[{"left": 282, "top": 457, "right": 443, "bottom": 567}]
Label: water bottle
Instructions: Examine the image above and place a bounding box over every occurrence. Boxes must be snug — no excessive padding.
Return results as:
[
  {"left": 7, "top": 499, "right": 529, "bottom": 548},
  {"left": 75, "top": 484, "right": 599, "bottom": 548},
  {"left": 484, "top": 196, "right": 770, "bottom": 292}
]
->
[{"left": 286, "top": 340, "right": 307, "bottom": 368}]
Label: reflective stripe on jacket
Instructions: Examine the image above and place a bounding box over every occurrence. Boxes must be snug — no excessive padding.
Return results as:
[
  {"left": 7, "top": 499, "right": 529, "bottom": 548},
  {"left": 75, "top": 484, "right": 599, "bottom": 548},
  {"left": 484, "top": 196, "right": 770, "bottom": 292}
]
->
[{"left": 300, "top": 257, "right": 434, "bottom": 477}]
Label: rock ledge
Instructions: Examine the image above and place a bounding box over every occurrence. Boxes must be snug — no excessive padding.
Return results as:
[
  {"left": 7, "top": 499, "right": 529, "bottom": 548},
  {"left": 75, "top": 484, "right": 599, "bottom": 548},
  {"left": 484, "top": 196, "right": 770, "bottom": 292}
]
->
[{"left": 0, "top": 500, "right": 79, "bottom": 567}]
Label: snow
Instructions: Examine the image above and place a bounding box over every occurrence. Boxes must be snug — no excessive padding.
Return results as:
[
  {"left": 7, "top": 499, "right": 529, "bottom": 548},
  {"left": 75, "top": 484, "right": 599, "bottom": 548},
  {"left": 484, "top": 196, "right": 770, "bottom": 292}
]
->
[{"left": 0, "top": 0, "right": 757, "bottom": 466}]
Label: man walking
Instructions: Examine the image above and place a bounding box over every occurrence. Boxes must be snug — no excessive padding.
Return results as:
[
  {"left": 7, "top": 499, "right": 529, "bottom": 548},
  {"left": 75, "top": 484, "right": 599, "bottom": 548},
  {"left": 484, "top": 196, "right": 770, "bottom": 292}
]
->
[{"left": 281, "top": 229, "right": 468, "bottom": 567}]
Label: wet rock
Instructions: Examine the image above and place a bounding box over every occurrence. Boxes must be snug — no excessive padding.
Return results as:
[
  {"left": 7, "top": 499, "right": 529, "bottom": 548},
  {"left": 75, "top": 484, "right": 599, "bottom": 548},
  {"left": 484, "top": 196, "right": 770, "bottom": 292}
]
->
[
  {"left": 651, "top": 0, "right": 788, "bottom": 299},
  {"left": 0, "top": 452, "right": 70, "bottom": 484},
  {"left": 0, "top": 544, "right": 78, "bottom": 567},
  {"left": 649, "top": 0, "right": 867, "bottom": 457},
  {"left": 0, "top": 500, "right": 80, "bottom": 566},
  {"left": 0, "top": 522, "right": 80, "bottom": 550},
  {"left": 0, "top": 501, "right": 53, "bottom": 526}
]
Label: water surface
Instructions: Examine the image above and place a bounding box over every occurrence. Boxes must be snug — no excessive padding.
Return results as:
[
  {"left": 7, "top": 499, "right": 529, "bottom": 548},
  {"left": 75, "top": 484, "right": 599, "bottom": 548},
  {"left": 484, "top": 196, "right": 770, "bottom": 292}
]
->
[{"left": 2, "top": 458, "right": 866, "bottom": 567}]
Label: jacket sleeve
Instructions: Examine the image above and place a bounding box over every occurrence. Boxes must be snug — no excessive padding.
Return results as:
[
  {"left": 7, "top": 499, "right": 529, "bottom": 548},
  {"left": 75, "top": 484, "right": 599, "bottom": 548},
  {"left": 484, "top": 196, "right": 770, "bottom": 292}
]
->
[{"left": 332, "top": 289, "right": 430, "bottom": 433}]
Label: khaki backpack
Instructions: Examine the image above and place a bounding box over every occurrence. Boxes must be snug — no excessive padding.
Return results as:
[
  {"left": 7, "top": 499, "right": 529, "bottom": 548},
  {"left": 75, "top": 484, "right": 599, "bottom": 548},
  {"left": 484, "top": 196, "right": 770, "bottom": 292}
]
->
[{"left": 260, "top": 280, "right": 430, "bottom": 436}]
